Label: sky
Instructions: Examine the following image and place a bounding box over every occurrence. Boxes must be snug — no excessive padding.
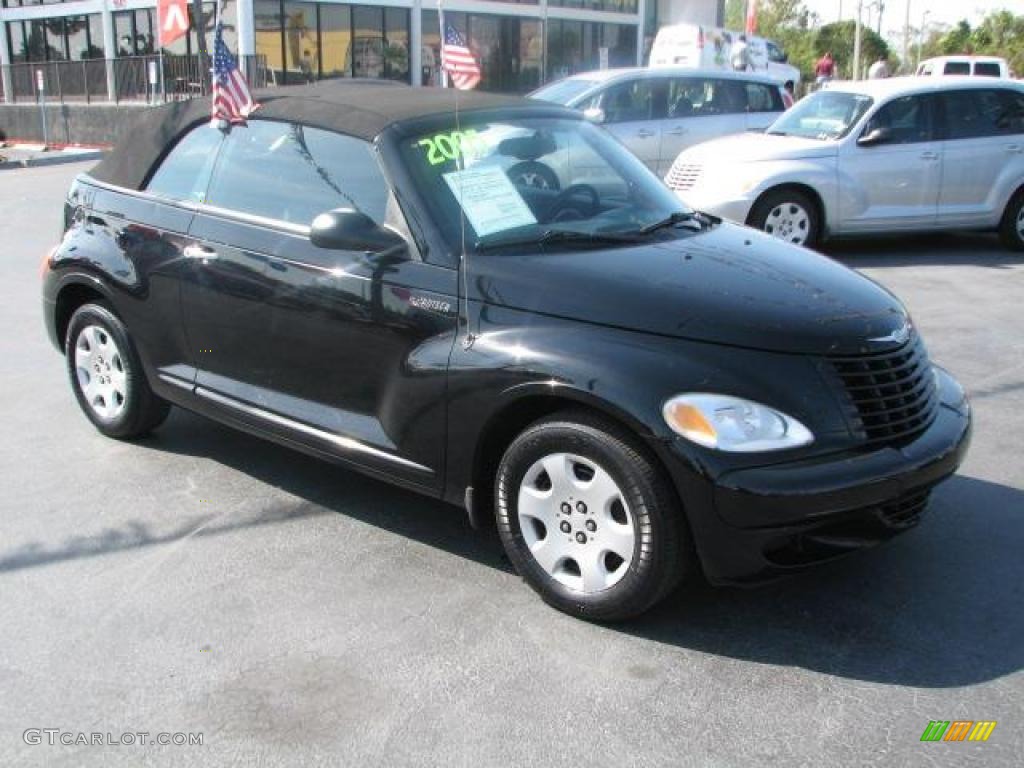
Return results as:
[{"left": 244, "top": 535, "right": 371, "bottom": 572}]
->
[{"left": 800, "top": 0, "right": 1016, "bottom": 35}]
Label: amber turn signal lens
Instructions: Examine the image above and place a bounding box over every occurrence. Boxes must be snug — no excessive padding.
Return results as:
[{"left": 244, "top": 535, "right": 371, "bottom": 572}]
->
[
  {"left": 40, "top": 247, "right": 56, "bottom": 278},
  {"left": 664, "top": 401, "right": 717, "bottom": 446}
]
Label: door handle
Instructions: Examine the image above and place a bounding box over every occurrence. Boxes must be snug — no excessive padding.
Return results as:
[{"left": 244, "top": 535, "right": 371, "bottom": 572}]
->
[
  {"left": 1007, "top": 144, "right": 1024, "bottom": 154},
  {"left": 183, "top": 244, "right": 218, "bottom": 260},
  {"left": 919, "top": 151, "right": 940, "bottom": 161},
  {"left": 636, "top": 129, "right": 656, "bottom": 138},
  {"left": 666, "top": 127, "right": 687, "bottom": 136}
]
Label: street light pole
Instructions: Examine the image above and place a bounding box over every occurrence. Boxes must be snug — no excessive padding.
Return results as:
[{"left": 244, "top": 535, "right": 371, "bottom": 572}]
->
[
  {"left": 903, "top": 0, "right": 910, "bottom": 73},
  {"left": 853, "top": 0, "right": 864, "bottom": 80},
  {"left": 915, "top": 9, "right": 930, "bottom": 71}
]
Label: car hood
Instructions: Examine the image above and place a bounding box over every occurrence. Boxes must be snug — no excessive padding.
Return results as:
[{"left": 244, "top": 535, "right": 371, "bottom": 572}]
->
[
  {"left": 679, "top": 132, "right": 839, "bottom": 164},
  {"left": 468, "top": 222, "right": 908, "bottom": 356}
]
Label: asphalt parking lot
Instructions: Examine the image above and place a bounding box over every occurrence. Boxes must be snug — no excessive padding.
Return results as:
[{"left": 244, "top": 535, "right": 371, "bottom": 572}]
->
[{"left": 1, "top": 161, "right": 1021, "bottom": 767}]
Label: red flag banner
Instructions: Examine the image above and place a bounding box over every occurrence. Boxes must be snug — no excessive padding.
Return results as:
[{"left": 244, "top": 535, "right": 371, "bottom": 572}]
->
[
  {"left": 158, "top": 0, "right": 189, "bottom": 48},
  {"left": 745, "top": 0, "right": 758, "bottom": 36}
]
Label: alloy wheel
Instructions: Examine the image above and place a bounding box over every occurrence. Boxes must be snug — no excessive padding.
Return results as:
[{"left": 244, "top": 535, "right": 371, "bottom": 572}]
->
[
  {"left": 517, "top": 452, "right": 635, "bottom": 593},
  {"left": 74, "top": 324, "right": 127, "bottom": 421},
  {"left": 764, "top": 202, "right": 811, "bottom": 245}
]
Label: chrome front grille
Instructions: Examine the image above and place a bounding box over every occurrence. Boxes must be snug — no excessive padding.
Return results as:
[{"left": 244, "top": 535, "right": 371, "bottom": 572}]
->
[
  {"left": 665, "top": 162, "right": 703, "bottom": 191},
  {"left": 829, "top": 334, "right": 938, "bottom": 448}
]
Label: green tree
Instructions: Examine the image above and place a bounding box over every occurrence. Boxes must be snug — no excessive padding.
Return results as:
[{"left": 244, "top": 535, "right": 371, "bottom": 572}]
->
[
  {"left": 725, "top": 0, "right": 746, "bottom": 32},
  {"left": 816, "top": 21, "right": 891, "bottom": 79}
]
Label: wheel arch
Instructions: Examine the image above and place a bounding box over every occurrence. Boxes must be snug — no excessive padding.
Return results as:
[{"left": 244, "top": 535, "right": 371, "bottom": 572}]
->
[
  {"left": 1001, "top": 182, "right": 1024, "bottom": 218},
  {"left": 747, "top": 182, "right": 827, "bottom": 237},
  {"left": 53, "top": 278, "right": 113, "bottom": 353},
  {"left": 468, "top": 387, "right": 680, "bottom": 525}
]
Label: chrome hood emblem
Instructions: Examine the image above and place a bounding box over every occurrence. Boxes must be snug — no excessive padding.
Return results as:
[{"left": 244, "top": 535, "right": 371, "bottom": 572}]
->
[{"left": 868, "top": 322, "right": 912, "bottom": 346}]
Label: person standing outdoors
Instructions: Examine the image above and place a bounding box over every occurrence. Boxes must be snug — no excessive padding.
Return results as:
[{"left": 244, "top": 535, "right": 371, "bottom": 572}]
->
[
  {"left": 868, "top": 57, "right": 891, "bottom": 79},
  {"left": 731, "top": 35, "right": 751, "bottom": 72},
  {"left": 815, "top": 51, "right": 835, "bottom": 85}
]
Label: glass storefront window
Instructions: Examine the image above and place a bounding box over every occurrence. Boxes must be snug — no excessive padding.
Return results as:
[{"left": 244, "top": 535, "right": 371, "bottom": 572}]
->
[
  {"left": 45, "top": 18, "right": 67, "bottom": 61},
  {"left": 7, "top": 21, "right": 29, "bottom": 62},
  {"left": 384, "top": 6, "right": 409, "bottom": 81},
  {"left": 113, "top": 12, "right": 134, "bottom": 57},
  {"left": 283, "top": 1, "right": 318, "bottom": 84},
  {"left": 352, "top": 6, "right": 384, "bottom": 79},
  {"left": 112, "top": 9, "right": 157, "bottom": 56},
  {"left": 86, "top": 14, "right": 105, "bottom": 59},
  {"left": 65, "top": 17, "right": 89, "bottom": 61},
  {"left": 422, "top": 9, "right": 543, "bottom": 93},
  {"left": 549, "top": 1, "right": 637, "bottom": 10},
  {"left": 547, "top": 19, "right": 637, "bottom": 80},
  {"left": 7, "top": 13, "right": 104, "bottom": 63},
  {"left": 255, "top": 0, "right": 284, "bottom": 84},
  {"left": 320, "top": 4, "right": 352, "bottom": 79}
]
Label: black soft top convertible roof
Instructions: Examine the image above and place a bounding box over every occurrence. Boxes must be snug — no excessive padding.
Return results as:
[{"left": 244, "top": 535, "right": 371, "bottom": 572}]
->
[{"left": 89, "top": 81, "right": 577, "bottom": 191}]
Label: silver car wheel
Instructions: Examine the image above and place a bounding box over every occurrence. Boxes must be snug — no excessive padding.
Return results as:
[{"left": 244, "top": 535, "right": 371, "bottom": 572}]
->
[
  {"left": 74, "top": 324, "right": 127, "bottom": 421},
  {"left": 517, "top": 452, "right": 635, "bottom": 594},
  {"left": 763, "top": 202, "right": 811, "bottom": 245}
]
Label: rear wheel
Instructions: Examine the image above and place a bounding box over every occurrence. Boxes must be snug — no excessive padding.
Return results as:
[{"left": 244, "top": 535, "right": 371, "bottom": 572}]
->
[
  {"left": 999, "top": 189, "right": 1024, "bottom": 251},
  {"left": 495, "top": 411, "right": 689, "bottom": 621},
  {"left": 65, "top": 302, "right": 170, "bottom": 439},
  {"left": 749, "top": 188, "right": 821, "bottom": 248}
]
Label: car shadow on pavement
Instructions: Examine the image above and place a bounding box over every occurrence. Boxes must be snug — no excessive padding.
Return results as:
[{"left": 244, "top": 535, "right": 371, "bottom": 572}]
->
[
  {"left": 6, "top": 408, "right": 1019, "bottom": 690},
  {"left": 823, "top": 232, "right": 1024, "bottom": 268},
  {"left": 628, "top": 473, "right": 1024, "bottom": 689},
  {"left": 0, "top": 408, "right": 509, "bottom": 577}
]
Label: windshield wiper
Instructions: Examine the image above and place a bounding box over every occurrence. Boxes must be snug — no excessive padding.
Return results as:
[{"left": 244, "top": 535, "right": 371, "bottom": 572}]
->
[
  {"left": 637, "top": 210, "right": 705, "bottom": 235},
  {"left": 476, "top": 228, "right": 642, "bottom": 252}
]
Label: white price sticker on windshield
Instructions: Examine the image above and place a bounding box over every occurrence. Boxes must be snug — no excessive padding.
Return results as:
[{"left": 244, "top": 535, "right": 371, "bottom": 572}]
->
[{"left": 442, "top": 165, "right": 537, "bottom": 238}]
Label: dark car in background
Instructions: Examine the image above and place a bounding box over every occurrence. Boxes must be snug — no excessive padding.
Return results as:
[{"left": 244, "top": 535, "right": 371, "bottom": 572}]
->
[{"left": 42, "top": 83, "right": 971, "bottom": 620}]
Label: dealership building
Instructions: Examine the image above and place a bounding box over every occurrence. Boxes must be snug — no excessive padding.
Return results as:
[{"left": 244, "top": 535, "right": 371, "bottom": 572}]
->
[{"left": 1, "top": 0, "right": 723, "bottom": 101}]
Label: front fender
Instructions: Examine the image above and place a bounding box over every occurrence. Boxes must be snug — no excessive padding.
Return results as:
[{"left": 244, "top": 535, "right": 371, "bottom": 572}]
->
[
  {"left": 746, "top": 160, "right": 838, "bottom": 230},
  {"left": 444, "top": 301, "right": 854, "bottom": 507}
]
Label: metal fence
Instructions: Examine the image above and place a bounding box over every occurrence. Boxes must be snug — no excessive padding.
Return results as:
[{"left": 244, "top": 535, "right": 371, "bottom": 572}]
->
[{"left": 1, "top": 54, "right": 269, "bottom": 105}]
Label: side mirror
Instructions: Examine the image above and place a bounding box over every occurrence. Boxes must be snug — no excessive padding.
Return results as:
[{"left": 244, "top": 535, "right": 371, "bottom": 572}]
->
[
  {"left": 310, "top": 208, "right": 406, "bottom": 254},
  {"left": 583, "top": 107, "right": 606, "bottom": 124},
  {"left": 857, "top": 126, "right": 892, "bottom": 146}
]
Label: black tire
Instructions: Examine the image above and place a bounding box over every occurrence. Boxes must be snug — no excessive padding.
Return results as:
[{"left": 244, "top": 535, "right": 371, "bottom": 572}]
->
[
  {"left": 495, "top": 411, "right": 690, "bottom": 621},
  {"left": 748, "top": 188, "right": 822, "bottom": 249},
  {"left": 65, "top": 302, "right": 170, "bottom": 439},
  {"left": 507, "top": 161, "right": 560, "bottom": 191},
  {"left": 999, "top": 189, "right": 1024, "bottom": 251}
]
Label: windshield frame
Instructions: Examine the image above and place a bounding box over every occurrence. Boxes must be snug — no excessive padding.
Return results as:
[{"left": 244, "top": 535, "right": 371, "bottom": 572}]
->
[
  {"left": 384, "top": 110, "right": 697, "bottom": 262},
  {"left": 766, "top": 90, "right": 875, "bottom": 141}
]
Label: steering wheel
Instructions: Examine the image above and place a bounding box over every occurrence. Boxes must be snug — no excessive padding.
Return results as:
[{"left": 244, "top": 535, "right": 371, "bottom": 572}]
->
[{"left": 548, "top": 184, "right": 600, "bottom": 223}]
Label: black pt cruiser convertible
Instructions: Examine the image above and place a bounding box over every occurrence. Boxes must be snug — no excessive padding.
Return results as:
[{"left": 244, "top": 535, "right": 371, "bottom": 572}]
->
[{"left": 43, "top": 83, "right": 971, "bottom": 620}]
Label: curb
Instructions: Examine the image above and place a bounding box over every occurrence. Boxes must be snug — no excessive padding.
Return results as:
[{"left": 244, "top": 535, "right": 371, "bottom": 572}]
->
[{"left": 0, "top": 149, "right": 105, "bottom": 171}]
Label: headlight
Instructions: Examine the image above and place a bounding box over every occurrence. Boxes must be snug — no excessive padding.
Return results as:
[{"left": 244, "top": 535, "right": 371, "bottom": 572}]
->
[{"left": 662, "top": 393, "right": 814, "bottom": 452}]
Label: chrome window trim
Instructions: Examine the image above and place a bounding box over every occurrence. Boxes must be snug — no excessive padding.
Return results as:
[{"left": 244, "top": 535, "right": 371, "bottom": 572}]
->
[{"left": 194, "top": 386, "right": 433, "bottom": 475}]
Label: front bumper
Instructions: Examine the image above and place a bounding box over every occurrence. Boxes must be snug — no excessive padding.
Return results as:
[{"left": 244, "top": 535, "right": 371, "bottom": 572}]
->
[{"left": 672, "top": 371, "right": 972, "bottom": 585}]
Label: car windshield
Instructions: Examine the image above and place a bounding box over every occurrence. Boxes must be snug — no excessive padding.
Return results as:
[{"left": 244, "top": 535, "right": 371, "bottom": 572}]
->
[
  {"left": 398, "top": 117, "right": 699, "bottom": 253},
  {"left": 530, "top": 79, "right": 600, "bottom": 105},
  {"left": 766, "top": 90, "right": 874, "bottom": 140}
]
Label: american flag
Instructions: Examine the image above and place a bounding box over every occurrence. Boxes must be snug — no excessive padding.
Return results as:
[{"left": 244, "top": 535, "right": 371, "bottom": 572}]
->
[
  {"left": 211, "top": 22, "right": 257, "bottom": 123},
  {"left": 441, "top": 23, "right": 481, "bottom": 90}
]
